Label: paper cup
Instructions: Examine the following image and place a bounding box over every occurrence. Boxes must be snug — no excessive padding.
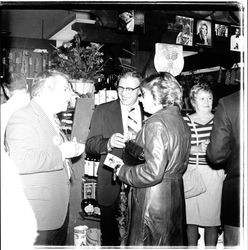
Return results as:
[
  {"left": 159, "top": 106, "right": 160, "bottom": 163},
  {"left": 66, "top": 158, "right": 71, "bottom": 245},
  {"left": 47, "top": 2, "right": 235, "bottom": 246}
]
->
[
  {"left": 74, "top": 225, "right": 88, "bottom": 246},
  {"left": 86, "top": 228, "right": 101, "bottom": 246}
]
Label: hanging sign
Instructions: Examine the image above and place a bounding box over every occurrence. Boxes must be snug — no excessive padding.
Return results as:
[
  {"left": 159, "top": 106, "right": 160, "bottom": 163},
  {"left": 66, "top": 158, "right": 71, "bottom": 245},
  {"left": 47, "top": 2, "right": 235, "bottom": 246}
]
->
[{"left": 154, "top": 43, "right": 184, "bottom": 76}]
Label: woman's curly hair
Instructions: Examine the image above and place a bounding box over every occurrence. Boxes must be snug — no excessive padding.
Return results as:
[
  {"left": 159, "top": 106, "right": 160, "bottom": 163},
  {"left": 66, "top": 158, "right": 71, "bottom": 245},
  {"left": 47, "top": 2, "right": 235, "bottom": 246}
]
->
[{"left": 141, "top": 72, "right": 183, "bottom": 109}]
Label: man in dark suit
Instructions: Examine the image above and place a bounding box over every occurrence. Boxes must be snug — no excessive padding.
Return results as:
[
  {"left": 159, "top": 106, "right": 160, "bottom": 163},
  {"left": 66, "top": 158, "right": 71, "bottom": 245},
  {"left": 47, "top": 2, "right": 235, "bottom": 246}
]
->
[
  {"left": 85, "top": 71, "right": 145, "bottom": 246},
  {"left": 207, "top": 91, "right": 240, "bottom": 246},
  {"left": 5, "top": 70, "right": 84, "bottom": 246}
]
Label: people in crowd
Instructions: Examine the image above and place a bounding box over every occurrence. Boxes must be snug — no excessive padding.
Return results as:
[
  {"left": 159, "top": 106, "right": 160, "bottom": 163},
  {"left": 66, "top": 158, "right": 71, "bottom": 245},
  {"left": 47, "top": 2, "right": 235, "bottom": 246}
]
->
[
  {"left": 196, "top": 22, "right": 209, "bottom": 45},
  {"left": 207, "top": 91, "right": 240, "bottom": 246},
  {"left": 5, "top": 70, "right": 85, "bottom": 246},
  {"left": 114, "top": 72, "right": 191, "bottom": 246},
  {"left": 1, "top": 72, "right": 36, "bottom": 249},
  {"left": 183, "top": 83, "right": 225, "bottom": 246},
  {"left": 1, "top": 148, "right": 38, "bottom": 250},
  {"left": 176, "top": 23, "right": 193, "bottom": 46},
  {"left": 85, "top": 71, "right": 145, "bottom": 246},
  {"left": 1, "top": 72, "right": 30, "bottom": 148}
]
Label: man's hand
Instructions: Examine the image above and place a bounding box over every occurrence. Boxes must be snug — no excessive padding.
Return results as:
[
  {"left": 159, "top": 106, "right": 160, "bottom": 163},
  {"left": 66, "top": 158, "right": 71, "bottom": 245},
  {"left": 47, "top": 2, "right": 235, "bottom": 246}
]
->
[
  {"left": 59, "top": 137, "right": 85, "bottom": 159},
  {"left": 107, "top": 133, "right": 126, "bottom": 150}
]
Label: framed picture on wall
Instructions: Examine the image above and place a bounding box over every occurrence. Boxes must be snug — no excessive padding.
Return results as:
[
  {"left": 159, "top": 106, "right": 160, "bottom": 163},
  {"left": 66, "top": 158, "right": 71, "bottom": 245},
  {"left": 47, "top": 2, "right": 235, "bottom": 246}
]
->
[
  {"left": 117, "top": 10, "right": 145, "bottom": 33},
  {"left": 195, "top": 19, "right": 212, "bottom": 47},
  {"left": 230, "top": 25, "right": 243, "bottom": 51},
  {"left": 215, "top": 23, "right": 229, "bottom": 37},
  {"left": 175, "top": 15, "right": 194, "bottom": 46}
]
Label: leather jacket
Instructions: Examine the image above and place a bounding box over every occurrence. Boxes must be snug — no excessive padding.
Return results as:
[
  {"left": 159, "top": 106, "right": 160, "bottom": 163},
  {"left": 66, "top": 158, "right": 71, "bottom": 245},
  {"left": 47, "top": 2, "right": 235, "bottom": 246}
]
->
[{"left": 118, "top": 106, "right": 191, "bottom": 246}]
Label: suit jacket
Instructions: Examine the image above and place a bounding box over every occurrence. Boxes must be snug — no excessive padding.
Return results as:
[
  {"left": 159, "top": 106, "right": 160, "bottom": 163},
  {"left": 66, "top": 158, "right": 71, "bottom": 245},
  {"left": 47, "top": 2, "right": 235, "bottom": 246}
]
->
[
  {"left": 5, "top": 99, "right": 70, "bottom": 231},
  {"left": 207, "top": 91, "right": 240, "bottom": 226},
  {"left": 85, "top": 99, "right": 144, "bottom": 206}
]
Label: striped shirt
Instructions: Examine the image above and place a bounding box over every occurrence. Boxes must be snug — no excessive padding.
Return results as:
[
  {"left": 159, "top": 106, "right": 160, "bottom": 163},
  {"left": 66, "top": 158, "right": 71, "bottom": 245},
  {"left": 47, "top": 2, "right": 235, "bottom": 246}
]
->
[{"left": 183, "top": 115, "right": 213, "bottom": 165}]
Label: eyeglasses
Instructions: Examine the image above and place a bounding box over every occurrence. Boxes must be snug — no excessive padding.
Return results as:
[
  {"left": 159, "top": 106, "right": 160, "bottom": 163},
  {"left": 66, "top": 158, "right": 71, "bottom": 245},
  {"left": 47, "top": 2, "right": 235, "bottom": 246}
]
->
[{"left": 117, "top": 86, "right": 140, "bottom": 93}]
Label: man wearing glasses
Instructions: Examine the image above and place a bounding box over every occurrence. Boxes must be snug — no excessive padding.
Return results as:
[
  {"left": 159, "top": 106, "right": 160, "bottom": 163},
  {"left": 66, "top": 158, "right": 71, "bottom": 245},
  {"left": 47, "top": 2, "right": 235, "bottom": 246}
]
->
[{"left": 86, "top": 71, "right": 145, "bottom": 246}]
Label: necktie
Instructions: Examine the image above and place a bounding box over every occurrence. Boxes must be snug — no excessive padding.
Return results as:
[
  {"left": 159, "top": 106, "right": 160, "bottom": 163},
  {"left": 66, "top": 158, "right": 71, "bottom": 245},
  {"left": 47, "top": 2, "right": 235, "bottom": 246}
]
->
[{"left": 127, "top": 107, "right": 139, "bottom": 140}]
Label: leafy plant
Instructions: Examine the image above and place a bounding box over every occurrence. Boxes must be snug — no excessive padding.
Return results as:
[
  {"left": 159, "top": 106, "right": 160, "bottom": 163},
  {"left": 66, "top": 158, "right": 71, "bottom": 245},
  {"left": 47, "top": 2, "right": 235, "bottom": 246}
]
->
[{"left": 51, "top": 38, "right": 106, "bottom": 81}]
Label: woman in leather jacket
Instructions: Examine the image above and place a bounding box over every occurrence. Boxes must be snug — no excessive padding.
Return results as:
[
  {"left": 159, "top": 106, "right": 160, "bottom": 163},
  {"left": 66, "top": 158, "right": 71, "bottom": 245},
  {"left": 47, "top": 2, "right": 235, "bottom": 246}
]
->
[{"left": 116, "top": 72, "right": 191, "bottom": 246}]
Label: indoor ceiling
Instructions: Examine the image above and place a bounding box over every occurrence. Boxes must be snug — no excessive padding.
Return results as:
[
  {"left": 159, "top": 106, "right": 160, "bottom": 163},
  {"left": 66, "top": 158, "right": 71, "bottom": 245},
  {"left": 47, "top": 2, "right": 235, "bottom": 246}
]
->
[
  {"left": 0, "top": 3, "right": 243, "bottom": 73},
  {"left": 0, "top": 4, "right": 242, "bottom": 40}
]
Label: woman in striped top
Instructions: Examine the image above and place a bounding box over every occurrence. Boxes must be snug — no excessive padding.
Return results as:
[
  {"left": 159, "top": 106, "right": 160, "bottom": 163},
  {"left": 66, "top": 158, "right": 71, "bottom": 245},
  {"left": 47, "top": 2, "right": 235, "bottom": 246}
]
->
[{"left": 183, "top": 83, "right": 225, "bottom": 247}]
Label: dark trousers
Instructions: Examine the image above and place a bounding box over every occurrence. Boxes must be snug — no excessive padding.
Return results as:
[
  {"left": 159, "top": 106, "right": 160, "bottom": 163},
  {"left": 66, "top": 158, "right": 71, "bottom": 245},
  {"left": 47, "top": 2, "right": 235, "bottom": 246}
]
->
[
  {"left": 100, "top": 198, "right": 120, "bottom": 246},
  {"left": 224, "top": 225, "right": 240, "bottom": 246},
  {"left": 34, "top": 206, "right": 69, "bottom": 246}
]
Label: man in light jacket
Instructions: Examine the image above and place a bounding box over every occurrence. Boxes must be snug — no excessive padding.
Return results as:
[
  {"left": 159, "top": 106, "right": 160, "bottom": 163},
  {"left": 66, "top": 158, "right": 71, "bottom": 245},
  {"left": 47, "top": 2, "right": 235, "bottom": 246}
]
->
[{"left": 5, "top": 70, "right": 84, "bottom": 246}]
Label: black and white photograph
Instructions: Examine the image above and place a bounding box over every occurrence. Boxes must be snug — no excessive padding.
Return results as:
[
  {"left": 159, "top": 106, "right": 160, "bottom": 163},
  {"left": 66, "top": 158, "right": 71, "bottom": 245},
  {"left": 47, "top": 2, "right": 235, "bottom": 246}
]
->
[
  {"left": 0, "top": 1, "right": 246, "bottom": 250},
  {"left": 195, "top": 19, "right": 212, "bottom": 46},
  {"left": 215, "top": 23, "right": 229, "bottom": 37},
  {"left": 117, "top": 10, "right": 135, "bottom": 32},
  {"left": 117, "top": 10, "right": 145, "bottom": 33},
  {"left": 175, "top": 16, "right": 194, "bottom": 46},
  {"left": 230, "top": 25, "right": 244, "bottom": 51}
]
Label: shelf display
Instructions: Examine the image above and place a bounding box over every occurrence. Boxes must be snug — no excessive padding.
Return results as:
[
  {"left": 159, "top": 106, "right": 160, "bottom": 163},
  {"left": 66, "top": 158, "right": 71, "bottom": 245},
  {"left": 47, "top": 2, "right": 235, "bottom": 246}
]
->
[
  {"left": 81, "top": 198, "right": 100, "bottom": 218},
  {"left": 84, "top": 157, "right": 99, "bottom": 177},
  {"left": 6, "top": 48, "right": 51, "bottom": 80}
]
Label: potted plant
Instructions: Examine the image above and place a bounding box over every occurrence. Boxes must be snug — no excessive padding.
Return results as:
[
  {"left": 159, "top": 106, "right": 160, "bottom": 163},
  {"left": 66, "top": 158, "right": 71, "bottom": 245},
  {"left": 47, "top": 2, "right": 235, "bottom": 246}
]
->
[{"left": 51, "top": 34, "right": 106, "bottom": 96}]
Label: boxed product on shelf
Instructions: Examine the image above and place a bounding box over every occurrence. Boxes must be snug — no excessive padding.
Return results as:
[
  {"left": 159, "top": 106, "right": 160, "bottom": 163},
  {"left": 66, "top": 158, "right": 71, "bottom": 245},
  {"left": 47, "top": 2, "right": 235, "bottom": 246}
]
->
[
  {"left": 83, "top": 182, "right": 96, "bottom": 200},
  {"left": 84, "top": 158, "right": 99, "bottom": 177}
]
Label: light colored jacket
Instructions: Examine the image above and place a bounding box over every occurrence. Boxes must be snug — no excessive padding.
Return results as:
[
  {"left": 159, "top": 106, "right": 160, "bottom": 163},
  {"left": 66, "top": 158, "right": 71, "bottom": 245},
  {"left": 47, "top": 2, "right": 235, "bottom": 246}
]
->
[{"left": 5, "top": 99, "right": 70, "bottom": 230}]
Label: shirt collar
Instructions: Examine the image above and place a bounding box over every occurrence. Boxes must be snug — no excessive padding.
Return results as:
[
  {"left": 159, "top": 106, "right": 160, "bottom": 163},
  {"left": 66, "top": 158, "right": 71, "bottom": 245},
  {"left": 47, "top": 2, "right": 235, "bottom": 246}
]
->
[{"left": 120, "top": 101, "right": 140, "bottom": 112}]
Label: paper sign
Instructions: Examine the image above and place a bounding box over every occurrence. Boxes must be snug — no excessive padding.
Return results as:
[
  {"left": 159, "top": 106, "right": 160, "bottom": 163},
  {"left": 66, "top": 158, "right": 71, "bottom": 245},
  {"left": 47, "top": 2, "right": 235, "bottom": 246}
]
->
[{"left": 104, "top": 153, "right": 123, "bottom": 169}]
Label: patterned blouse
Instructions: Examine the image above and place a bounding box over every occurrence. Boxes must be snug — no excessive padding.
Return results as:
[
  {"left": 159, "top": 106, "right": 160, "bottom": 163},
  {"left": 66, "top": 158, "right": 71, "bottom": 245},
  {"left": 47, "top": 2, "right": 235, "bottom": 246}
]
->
[{"left": 183, "top": 115, "right": 214, "bottom": 165}]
